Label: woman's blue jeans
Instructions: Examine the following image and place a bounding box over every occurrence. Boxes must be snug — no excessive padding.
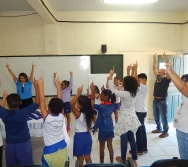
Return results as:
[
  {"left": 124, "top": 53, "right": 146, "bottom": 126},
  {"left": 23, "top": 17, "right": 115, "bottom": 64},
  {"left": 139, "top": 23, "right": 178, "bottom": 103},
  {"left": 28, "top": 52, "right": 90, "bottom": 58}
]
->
[
  {"left": 176, "top": 129, "right": 188, "bottom": 159},
  {"left": 120, "top": 131, "right": 137, "bottom": 161}
]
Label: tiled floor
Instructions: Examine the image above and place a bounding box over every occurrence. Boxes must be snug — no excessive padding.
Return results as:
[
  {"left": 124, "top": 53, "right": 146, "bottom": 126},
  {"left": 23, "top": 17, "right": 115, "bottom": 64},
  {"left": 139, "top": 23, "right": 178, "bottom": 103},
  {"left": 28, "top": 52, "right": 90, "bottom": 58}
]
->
[{"left": 2, "top": 118, "right": 179, "bottom": 167}]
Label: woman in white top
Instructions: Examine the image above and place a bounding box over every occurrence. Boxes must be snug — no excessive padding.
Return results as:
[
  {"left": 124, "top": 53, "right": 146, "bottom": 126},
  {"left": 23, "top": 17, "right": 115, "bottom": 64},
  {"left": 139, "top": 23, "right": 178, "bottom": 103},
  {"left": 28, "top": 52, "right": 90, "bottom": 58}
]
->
[
  {"left": 107, "top": 68, "right": 141, "bottom": 166},
  {"left": 70, "top": 85, "right": 94, "bottom": 167},
  {"left": 166, "top": 62, "right": 188, "bottom": 159}
]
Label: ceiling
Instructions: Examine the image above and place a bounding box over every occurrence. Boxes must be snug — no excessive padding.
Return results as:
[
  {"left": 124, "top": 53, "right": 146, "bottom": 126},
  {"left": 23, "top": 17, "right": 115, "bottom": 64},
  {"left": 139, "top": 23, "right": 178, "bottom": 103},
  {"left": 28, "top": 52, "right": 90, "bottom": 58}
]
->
[{"left": 1, "top": 0, "right": 188, "bottom": 13}]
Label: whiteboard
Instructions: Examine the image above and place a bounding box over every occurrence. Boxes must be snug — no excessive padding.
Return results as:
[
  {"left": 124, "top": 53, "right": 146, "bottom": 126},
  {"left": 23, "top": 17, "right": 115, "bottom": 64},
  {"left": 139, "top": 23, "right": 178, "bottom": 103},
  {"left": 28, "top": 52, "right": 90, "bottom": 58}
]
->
[
  {"left": 88, "top": 73, "right": 116, "bottom": 94},
  {"left": 0, "top": 56, "right": 90, "bottom": 96}
]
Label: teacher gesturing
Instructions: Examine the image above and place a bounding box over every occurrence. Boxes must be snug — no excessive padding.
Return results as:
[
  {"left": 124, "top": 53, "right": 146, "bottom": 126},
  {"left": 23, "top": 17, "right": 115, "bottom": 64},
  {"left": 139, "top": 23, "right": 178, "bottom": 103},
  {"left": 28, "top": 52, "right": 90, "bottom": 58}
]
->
[{"left": 5, "top": 63, "right": 35, "bottom": 109}]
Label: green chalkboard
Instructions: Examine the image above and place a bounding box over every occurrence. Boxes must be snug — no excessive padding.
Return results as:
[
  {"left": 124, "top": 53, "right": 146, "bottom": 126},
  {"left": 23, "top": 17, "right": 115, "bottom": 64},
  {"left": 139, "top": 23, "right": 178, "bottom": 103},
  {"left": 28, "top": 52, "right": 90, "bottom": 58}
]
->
[{"left": 90, "top": 54, "right": 123, "bottom": 79}]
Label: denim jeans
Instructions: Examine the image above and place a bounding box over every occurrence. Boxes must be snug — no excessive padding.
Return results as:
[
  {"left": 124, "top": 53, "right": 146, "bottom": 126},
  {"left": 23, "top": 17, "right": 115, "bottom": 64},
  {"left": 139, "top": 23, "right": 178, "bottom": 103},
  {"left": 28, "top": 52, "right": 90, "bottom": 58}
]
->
[
  {"left": 120, "top": 131, "right": 137, "bottom": 161},
  {"left": 136, "top": 112, "right": 147, "bottom": 151},
  {"left": 153, "top": 98, "right": 169, "bottom": 134},
  {"left": 176, "top": 129, "right": 188, "bottom": 159}
]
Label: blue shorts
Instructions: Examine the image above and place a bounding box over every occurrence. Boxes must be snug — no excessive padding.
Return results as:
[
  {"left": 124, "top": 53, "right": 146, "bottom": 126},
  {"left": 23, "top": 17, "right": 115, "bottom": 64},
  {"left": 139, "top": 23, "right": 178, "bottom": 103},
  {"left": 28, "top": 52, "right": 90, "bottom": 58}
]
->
[
  {"left": 98, "top": 130, "right": 114, "bottom": 141},
  {"left": 113, "top": 102, "right": 120, "bottom": 112},
  {"left": 73, "top": 132, "right": 92, "bottom": 156},
  {"left": 6, "top": 140, "right": 33, "bottom": 167},
  {"left": 64, "top": 102, "right": 71, "bottom": 113}
]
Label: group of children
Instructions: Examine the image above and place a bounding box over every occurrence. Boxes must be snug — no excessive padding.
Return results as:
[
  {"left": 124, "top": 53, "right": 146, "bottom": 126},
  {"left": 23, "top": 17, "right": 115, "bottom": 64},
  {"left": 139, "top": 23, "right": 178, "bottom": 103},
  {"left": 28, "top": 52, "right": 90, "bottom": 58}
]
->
[{"left": 0, "top": 61, "right": 149, "bottom": 167}]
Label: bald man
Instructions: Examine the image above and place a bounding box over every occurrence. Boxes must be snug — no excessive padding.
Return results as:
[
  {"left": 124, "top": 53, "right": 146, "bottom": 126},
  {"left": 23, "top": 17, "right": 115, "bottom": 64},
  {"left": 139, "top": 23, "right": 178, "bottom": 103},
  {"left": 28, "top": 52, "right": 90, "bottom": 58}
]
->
[{"left": 152, "top": 53, "right": 171, "bottom": 138}]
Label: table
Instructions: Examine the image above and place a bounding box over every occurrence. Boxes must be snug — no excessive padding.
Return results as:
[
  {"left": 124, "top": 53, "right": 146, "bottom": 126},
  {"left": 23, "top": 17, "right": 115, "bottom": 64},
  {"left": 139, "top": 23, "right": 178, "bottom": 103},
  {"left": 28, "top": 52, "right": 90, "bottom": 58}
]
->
[{"left": 0, "top": 118, "right": 43, "bottom": 138}]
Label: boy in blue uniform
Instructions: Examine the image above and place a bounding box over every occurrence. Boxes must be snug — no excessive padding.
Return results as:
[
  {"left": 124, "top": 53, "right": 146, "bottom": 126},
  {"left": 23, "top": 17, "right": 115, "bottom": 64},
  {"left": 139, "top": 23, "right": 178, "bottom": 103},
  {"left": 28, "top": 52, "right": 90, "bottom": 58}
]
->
[{"left": 0, "top": 79, "right": 39, "bottom": 166}]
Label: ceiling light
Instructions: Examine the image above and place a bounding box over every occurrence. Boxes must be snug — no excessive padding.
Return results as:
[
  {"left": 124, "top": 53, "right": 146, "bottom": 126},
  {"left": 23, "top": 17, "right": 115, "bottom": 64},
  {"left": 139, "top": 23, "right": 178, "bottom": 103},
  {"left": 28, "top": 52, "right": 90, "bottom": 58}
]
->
[{"left": 104, "top": 0, "right": 158, "bottom": 5}]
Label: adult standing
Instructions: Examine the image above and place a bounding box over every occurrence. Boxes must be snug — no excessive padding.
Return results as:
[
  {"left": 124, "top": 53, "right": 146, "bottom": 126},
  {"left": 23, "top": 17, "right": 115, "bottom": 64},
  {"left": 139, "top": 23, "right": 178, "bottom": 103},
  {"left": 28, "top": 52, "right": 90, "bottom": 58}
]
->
[
  {"left": 166, "top": 62, "right": 188, "bottom": 159},
  {"left": 5, "top": 63, "right": 35, "bottom": 109},
  {"left": 152, "top": 53, "right": 171, "bottom": 138}
]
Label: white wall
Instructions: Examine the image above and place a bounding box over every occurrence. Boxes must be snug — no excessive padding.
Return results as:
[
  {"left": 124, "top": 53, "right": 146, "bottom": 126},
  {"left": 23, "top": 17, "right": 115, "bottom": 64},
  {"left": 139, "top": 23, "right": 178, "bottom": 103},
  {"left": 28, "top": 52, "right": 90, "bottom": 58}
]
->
[{"left": 0, "top": 11, "right": 187, "bottom": 119}]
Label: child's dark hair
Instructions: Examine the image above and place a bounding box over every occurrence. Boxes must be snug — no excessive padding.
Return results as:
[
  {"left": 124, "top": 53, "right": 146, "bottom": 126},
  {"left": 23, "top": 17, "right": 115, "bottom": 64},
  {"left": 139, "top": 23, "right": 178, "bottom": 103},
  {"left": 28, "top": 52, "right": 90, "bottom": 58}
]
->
[
  {"left": 123, "top": 76, "right": 138, "bottom": 97},
  {"left": 181, "top": 74, "right": 188, "bottom": 81},
  {"left": 62, "top": 80, "right": 70, "bottom": 87},
  {"left": 78, "top": 95, "right": 93, "bottom": 129},
  {"left": 18, "top": 73, "right": 29, "bottom": 82},
  {"left": 48, "top": 98, "right": 64, "bottom": 114},
  {"left": 102, "top": 89, "right": 116, "bottom": 103},
  {"left": 114, "top": 76, "right": 121, "bottom": 81},
  {"left": 62, "top": 80, "right": 72, "bottom": 94},
  {"left": 95, "top": 85, "right": 100, "bottom": 94},
  {"left": 6, "top": 93, "right": 21, "bottom": 109},
  {"left": 138, "top": 73, "right": 147, "bottom": 81}
]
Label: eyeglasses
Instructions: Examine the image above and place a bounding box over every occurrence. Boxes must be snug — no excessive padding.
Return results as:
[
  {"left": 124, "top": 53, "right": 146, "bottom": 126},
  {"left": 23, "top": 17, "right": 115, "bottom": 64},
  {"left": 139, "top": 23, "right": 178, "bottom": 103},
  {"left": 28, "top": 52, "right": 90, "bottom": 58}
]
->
[{"left": 21, "top": 86, "right": 24, "bottom": 93}]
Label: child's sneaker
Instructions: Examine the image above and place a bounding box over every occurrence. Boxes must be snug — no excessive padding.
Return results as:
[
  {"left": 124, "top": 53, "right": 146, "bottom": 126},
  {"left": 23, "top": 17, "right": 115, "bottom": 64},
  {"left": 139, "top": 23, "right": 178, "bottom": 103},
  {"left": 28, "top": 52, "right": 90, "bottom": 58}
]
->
[{"left": 67, "top": 126, "right": 71, "bottom": 133}]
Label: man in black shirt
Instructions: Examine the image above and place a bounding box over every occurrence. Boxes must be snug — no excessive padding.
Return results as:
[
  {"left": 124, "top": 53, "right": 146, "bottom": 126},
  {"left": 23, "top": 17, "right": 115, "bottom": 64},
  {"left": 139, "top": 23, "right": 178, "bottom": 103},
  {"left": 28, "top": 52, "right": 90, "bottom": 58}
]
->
[{"left": 152, "top": 53, "right": 171, "bottom": 138}]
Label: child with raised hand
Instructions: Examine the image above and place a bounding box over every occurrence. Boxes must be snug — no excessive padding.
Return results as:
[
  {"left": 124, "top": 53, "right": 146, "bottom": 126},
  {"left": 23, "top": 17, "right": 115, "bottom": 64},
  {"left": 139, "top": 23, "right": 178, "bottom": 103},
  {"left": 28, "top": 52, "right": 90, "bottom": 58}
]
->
[
  {"left": 107, "top": 67, "right": 140, "bottom": 167},
  {"left": 106, "top": 75, "right": 122, "bottom": 124},
  {"left": 38, "top": 76, "right": 69, "bottom": 167},
  {"left": 54, "top": 71, "right": 73, "bottom": 133},
  {"left": 0, "top": 79, "right": 39, "bottom": 167},
  {"left": 91, "top": 82, "right": 117, "bottom": 163},
  {"left": 70, "top": 85, "right": 94, "bottom": 167}
]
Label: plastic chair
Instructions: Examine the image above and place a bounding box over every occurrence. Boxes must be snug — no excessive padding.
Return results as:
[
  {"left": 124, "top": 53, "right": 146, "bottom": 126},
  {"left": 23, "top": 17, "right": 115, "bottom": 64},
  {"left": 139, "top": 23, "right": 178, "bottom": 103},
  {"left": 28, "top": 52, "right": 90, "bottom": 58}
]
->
[
  {"left": 8, "top": 165, "right": 47, "bottom": 167},
  {"left": 83, "top": 163, "right": 126, "bottom": 167},
  {"left": 150, "top": 159, "right": 188, "bottom": 167},
  {"left": 9, "top": 160, "right": 70, "bottom": 167}
]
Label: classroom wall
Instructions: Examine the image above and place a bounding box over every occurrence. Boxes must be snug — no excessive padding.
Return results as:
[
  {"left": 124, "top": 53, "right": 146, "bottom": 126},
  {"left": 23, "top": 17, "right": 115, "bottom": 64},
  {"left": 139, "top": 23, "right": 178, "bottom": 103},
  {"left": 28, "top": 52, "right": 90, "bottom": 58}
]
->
[{"left": 0, "top": 11, "right": 187, "bottom": 119}]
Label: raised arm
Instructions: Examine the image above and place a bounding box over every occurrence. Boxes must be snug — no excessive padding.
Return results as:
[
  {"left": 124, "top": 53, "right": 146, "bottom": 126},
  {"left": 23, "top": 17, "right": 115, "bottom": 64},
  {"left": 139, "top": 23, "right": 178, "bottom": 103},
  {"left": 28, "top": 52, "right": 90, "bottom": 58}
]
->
[
  {"left": 70, "top": 86, "right": 82, "bottom": 118},
  {"left": 1, "top": 91, "right": 8, "bottom": 107},
  {"left": 55, "top": 76, "right": 62, "bottom": 99},
  {"left": 53, "top": 72, "right": 57, "bottom": 88},
  {"left": 33, "top": 78, "right": 40, "bottom": 105},
  {"left": 166, "top": 63, "right": 188, "bottom": 97},
  {"left": 153, "top": 53, "right": 158, "bottom": 77},
  {"left": 90, "top": 82, "right": 95, "bottom": 108},
  {"left": 29, "top": 64, "right": 35, "bottom": 83},
  {"left": 38, "top": 77, "right": 48, "bottom": 119},
  {"left": 127, "top": 64, "right": 132, "bottom": 76},
  {"left": 67, "top": 71, "right": 73, "bottom": 90},
  {"left": 161, "top": 52, "right": 170, "bottom": 79},
  {"left": 5, "top": 63, "right": 17, "bottom": 82}
]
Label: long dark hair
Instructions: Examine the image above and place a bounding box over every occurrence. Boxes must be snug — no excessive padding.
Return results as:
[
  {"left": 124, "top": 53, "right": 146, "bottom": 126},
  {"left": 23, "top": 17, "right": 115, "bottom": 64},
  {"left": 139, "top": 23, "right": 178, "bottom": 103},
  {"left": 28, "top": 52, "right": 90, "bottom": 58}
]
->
[
  {"left": 78, "top": 95, "right": 93, "bottom": 129},
  {"left": 123, "top": 76, "right": 138, "bottom": 97}
]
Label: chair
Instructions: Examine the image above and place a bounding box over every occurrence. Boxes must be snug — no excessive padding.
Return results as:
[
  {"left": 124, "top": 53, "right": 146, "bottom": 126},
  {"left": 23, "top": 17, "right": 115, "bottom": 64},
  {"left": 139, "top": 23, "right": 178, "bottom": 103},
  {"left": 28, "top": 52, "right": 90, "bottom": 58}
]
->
[
  {"left": 9, "top": 165, "right": 47, "bottom": 167},
  {"left": 83, "top": 163, "right": 126, "bottom": 167},
  {"left": 150, "top": 159, "right": 188, "bottom": 167},
  {"left": 9, "top": 160, "right": 70, "bottom": 167}
]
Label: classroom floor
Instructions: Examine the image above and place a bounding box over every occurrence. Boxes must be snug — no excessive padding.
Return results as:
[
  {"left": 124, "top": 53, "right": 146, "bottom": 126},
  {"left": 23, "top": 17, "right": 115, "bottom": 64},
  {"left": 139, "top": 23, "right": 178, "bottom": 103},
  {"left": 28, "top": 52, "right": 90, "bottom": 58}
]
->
[{"left": 2, "top": 117, "right": 179, "bottom": 167}]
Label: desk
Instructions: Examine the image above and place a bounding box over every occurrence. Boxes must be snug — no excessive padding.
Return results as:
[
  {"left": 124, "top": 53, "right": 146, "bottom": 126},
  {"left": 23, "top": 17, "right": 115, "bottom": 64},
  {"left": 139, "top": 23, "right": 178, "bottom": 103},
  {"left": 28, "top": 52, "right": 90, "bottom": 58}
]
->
[{"left": 0, "top": 118, "right": 43, "bottom": 138}]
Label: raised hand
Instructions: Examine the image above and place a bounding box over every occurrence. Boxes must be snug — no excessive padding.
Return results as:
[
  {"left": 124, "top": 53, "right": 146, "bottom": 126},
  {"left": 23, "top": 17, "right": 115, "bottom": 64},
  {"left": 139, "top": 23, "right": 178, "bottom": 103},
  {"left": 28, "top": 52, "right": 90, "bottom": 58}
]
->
[
  {"left": 90, "top": 82, "right": 95, "bottom": 92},
  {"left": 109, "top": 67, "right": 114, "bottom": 76},
  {"left": 166, "top": 62, "right": 173, "bottom": 72},
  {"left": 162, "top": 52, "right": 168, "bottom": 62},
  {"left": 53, "top": 72, "right": 57, "bottom": 78},
  {"left": 5, "top": 63, "right": 10, "bottom": 68},
  {"left": 69, "top": 71, "right": 73, "bottom": 76},
  {"left": 101, "top": 85, "right": 105, "bottom": 91},
  {"left": 77, "top": 85, "right": 83, "bottom": 94}
]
